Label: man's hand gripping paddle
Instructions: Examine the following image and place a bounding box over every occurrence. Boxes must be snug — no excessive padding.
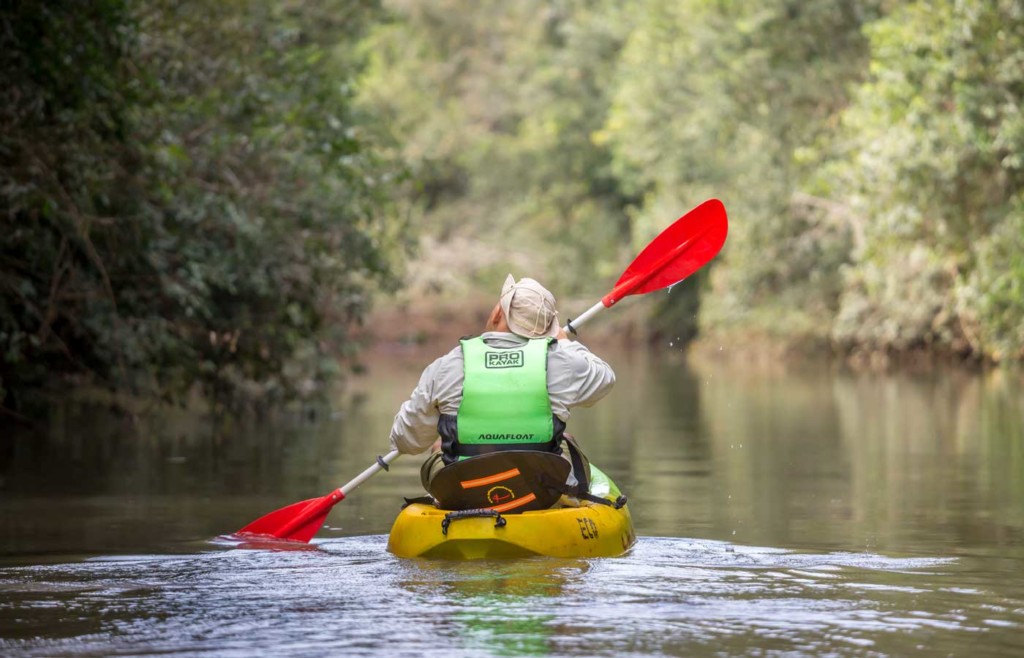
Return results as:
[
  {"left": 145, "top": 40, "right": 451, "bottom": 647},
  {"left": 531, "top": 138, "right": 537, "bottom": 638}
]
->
[{"left": 234, "top": 198, "right": 728, "bottom": 542}]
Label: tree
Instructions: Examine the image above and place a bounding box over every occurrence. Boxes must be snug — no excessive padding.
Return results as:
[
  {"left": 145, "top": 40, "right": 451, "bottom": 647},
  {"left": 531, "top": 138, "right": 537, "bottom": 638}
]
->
[
  {"left": 358, "top": 0, "right": 637, "bottom": 299},
  {"left": 827, "top": 0, "right": 1024, "bottom": 360},
  {"left": 603, "top": 0, "right": 879, "bottom": 342},
  {"left": 0, "top": 0, "right": 406, "bottom": 415}
]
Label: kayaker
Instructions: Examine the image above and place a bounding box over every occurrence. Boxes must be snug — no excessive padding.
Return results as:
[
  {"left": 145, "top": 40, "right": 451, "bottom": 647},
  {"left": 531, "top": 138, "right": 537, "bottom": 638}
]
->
[{"left": 388, "top": 274, "right": 616, "bottom": 501}]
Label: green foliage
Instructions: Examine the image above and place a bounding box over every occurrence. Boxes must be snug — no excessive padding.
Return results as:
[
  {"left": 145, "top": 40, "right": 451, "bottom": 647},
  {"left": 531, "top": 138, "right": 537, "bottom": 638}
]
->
[
  {"left": 832, "top": 245, "right": 961, "bottom": 353},
  {"left": 129, "top": 0, "right": 405, "bottom": 406},
  {"left": 363, "top": 0, "right": 1021, "bottom": 361},
  {"left": 1, "top": 0, "right": 404, "bottom": 413},
  {"left": 5, "top": 0, "right": 1023, "bottom": 406},
  {"left": 1, "top": 0, "right": 139, "bottom": 408},
  {"left": 603, "top": 0, "right": 877, "bottom": 338},
  {"left": 828, "top": 0, "right": 1024, "bottom": 359},
  {"left": 359, "top": 0, "right": 638, "bottom": 296},
  {"left": 961, "top": 205, "right": 1024, "bottom": 359}
]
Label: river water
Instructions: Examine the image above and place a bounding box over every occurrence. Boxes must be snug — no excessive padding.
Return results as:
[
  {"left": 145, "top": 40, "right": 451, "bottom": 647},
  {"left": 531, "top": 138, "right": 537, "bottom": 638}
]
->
[{"left": 1, "top": 343, "right": 1022, "bottom": 656}]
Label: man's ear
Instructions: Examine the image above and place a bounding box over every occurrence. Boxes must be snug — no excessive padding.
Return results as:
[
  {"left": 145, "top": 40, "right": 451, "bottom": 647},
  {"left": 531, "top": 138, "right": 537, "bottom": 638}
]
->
[{"left": 485, "top": 303, "right": 503, "bottom": 331}]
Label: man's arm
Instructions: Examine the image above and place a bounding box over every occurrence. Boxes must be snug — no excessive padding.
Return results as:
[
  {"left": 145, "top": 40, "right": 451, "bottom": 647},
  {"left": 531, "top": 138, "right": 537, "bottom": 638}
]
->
[
  {"left": 547, "top": 339, "right": 616, "bottom": 417},
  {"left": 388, "top": 348, "right": 463, "bottom": 454}
]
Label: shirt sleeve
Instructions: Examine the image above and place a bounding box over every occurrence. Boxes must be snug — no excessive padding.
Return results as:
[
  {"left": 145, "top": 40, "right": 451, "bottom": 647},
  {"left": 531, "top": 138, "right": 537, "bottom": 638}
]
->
[
  {"left": 547, "top": 339, "right": 616, "bottom": 418},
  {"left": 388, "top": 348, "right": 462, "bottom": 455}
]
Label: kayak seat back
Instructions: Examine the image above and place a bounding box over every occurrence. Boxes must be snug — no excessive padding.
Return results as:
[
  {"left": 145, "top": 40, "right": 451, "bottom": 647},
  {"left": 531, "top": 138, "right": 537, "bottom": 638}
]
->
[{"left": 428, "top": 451, "right": 571, "bottom": 513}]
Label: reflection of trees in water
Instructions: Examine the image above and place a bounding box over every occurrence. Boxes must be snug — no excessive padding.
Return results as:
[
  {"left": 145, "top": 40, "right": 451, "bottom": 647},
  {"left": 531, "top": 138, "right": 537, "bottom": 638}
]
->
[
  {"left": 3, "top": 401, "right": 340, "bottom": 497},
  {"left": 5, "top": 349, "right": 1021, "bottom": 557},
  {"left": 0, "top": 398, "right": 362, "bottom": 554},
  {"left": 692, "top": 357, "right": 849, "bottom": 547},
  {"left": 575, "top": 347, "right": 1023, "bottom": 553},
  {"left": 834, "top": 368, "right": 1024, "bottom": 553},
  {"left": 564, "top": 347, "right": 710, "bottom": 536},
  {"left": 568, "top": 348, "right": 853, "bottom": 543}
]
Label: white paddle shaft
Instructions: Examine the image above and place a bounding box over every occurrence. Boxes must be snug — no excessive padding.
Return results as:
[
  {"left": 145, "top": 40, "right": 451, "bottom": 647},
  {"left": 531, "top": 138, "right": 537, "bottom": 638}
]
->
[
  {"left": 564, "top": 300, "right": 606, "bottom": 335},
  {"left": 340, "top": 449, "right": 400, "bottom": 496}
]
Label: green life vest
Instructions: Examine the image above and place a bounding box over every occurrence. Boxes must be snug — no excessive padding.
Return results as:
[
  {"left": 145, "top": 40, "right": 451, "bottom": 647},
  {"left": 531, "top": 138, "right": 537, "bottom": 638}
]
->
[{"left": 454, "top": 336, "right": 555, "bottom": 455}]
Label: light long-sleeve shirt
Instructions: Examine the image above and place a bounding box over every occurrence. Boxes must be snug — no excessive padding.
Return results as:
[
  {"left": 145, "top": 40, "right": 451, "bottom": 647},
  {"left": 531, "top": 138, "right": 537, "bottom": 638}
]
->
[{"left": 389, "top": 332, "right": 616, "bottom": 455}]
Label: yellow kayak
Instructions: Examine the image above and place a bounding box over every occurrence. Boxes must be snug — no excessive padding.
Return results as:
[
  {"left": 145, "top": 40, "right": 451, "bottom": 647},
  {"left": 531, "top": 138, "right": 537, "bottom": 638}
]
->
[{"left": 387, "top": 466, "right": 636, "bottom": 559}]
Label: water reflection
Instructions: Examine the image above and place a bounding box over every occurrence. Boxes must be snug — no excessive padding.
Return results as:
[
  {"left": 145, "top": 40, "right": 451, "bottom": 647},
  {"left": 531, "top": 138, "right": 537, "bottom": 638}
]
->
[
  {"left": 832, "top": 369, "right": 1024, "bottom": 555},
  {"left": 567, "top": 349, "right": 1024, "bottom": 558},
  {"left": 396, "top": 558, "right": 588, "bottom": 656},
  {"left": 2, "top": 347, "right": 1022, "bottom": 561}
]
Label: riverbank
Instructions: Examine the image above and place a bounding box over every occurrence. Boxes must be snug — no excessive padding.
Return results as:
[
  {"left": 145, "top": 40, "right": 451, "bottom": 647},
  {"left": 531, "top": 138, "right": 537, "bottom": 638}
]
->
[{"left": 362, "top": 297, "right": 993, "bottom": 378}]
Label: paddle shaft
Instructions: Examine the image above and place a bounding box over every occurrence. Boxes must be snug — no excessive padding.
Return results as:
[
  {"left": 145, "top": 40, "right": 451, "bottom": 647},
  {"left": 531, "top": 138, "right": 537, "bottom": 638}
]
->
[
  {"left": 262, "top": 449, "right": 401, "bottom": 539},
  {"left": 564, "top": 300, "right": 604, "bottom": 335},
  {"left": 342, "top": 449, "right": 400, "bottom": 495}
]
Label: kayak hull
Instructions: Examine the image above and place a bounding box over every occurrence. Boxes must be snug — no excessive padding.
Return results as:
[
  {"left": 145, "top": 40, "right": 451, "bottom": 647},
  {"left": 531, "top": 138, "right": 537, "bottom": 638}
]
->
[{"left": 387, "top": 466, "right": 636, "bottom": 559}]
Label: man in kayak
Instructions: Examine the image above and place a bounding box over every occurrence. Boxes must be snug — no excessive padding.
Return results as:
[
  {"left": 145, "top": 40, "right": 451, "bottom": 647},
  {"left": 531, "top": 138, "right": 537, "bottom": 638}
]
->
[{"left": 388, "top": 274, "right": 616, "bottom": 503}]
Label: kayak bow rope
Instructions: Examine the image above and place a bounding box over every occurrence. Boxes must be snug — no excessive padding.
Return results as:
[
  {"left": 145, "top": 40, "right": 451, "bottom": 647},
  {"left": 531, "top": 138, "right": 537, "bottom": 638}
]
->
[{"left": 235, "top": 198, "right": 728, "bottom": 542}]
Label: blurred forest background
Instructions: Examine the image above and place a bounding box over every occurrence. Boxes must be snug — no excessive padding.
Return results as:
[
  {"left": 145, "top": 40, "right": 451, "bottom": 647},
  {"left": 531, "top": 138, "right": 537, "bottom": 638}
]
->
[{"left": 2, "top": 0, "right": 1022, "bottom": 418}]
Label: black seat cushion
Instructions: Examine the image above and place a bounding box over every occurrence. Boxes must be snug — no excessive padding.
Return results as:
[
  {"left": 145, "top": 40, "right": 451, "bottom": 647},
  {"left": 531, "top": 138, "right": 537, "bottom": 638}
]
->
[{"left": 428, "top": 451, "right": 571, "bottom": 512}]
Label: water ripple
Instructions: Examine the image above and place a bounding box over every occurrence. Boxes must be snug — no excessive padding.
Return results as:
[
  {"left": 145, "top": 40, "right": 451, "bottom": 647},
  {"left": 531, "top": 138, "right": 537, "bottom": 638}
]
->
[{"left": 0, "top": 536, "right": 1020, "bottom": 657}]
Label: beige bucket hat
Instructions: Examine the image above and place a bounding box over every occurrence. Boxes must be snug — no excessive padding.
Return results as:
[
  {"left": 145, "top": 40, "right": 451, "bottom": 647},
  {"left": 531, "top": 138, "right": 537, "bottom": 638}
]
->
[{"left": 499, "top": 274, "right": 560, "bottom": 338}]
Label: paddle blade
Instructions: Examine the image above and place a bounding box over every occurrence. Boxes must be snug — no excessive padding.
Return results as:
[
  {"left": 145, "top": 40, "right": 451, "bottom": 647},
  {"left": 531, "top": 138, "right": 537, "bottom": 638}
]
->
[
  {"left": 603, "top": 199, "right": 728, "bottom": 306},
  {"left": 236, "top": 491, "right": 343, "bottom": 543}
]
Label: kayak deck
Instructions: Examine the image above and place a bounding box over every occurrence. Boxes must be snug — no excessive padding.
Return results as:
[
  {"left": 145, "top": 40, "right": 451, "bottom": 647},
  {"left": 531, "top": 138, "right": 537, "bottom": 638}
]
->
[{"left": 387, "top": 466, "right": 636, "bottom": 559}]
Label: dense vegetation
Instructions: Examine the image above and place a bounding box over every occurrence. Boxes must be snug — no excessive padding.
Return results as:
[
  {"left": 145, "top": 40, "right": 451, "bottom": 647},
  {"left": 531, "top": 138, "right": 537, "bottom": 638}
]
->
[
  {"left": 360, "top": 0, "right": 1023, "bottom": 360},
  {"left": 1, "top": 1, "right": 404, "bottom": 416},
  {"left": 2, "top": 0, "right": 1022, "bottom": 417}
]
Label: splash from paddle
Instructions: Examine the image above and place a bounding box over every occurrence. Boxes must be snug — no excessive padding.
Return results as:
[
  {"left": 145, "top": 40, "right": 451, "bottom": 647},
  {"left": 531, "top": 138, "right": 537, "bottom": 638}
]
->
[{"left": 234, "top": 198, "right": 728, "bottom": 542}]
